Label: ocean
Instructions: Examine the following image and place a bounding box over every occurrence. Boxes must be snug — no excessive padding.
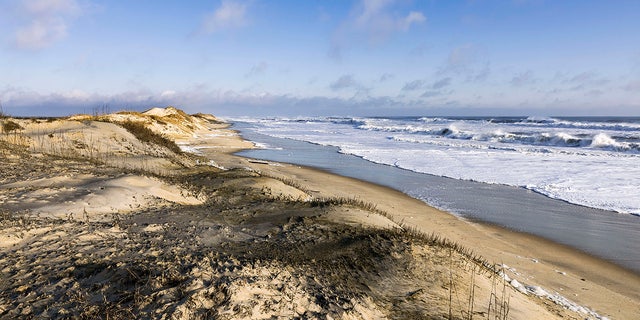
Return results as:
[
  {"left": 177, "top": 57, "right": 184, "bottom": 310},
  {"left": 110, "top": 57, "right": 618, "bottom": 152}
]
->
[{"left": 230, "top": 116, "right": 640, "bottom": 272}]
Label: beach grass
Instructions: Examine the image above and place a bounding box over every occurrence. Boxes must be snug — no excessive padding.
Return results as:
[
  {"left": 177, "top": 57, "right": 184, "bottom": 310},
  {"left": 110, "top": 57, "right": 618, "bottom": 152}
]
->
[
  {"left": 1, "top": 120, "right": 22, "bottom": 134},
  {"left": 119, "top": 120, "right": 182, "bottom": 154}
]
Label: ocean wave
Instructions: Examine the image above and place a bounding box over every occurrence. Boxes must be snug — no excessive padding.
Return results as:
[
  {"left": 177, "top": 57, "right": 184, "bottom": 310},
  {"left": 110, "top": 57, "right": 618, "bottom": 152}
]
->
[
  {"left": 497, "top": 132, "right": 638, "bottom": 152},
  {"left": 418, "top": 117, "right": 449, "bottom": 123},
  {"left": 520, "top": 116, "right": 559, "bottom": 124},
  {"left": 514, "top": 116, "right": 640, "bottom": 132},
  {"left": 254, "top": 117, "right": 640, "bottom": 151},
  {"left": 357, "top": 118, "right": 640, "bottom": 153},
  {"left": 238, "top": 116, "right": 640, "bottom": 215}
]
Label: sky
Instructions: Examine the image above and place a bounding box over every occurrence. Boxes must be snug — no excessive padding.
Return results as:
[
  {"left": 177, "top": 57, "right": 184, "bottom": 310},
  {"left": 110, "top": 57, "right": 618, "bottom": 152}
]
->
[{"left": 1, "top": 0, "right": 639, "bottom": 117}]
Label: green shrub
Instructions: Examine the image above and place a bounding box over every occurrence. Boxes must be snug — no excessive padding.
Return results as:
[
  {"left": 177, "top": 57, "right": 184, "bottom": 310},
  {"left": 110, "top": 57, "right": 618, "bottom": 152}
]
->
[{"left": 119, "top": 121, "right": 182, "bottom": 154}]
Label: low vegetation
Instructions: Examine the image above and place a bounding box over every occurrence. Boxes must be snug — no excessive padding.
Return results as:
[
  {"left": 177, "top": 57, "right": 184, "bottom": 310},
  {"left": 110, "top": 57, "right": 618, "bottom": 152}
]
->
[
  {"left": 119, "top": 120, "right": 182, "bottom": 154},
  {"left": 1, "top": 120, "right": 22, "bottom": 134}
]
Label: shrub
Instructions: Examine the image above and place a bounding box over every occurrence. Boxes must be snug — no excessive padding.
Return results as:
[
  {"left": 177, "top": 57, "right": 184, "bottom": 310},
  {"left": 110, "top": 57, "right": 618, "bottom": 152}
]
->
[
  {"left": 2, "top": 120, "right": 22, "bottom": 133},
  {"left": 119, "top": 121, "right": 182, "bottom": 154}
]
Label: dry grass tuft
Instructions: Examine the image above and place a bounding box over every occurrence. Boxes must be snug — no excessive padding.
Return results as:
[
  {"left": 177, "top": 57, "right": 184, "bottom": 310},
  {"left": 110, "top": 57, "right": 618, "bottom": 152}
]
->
[
  {"left": 302, "top": 195, "right": 493, "bottom": 274},
  {"left": 258, "top": 172, "right": 312, "bottom": 194},
  {"left": 1, "top": 120, "right": 22, "bottom": 134},
  {"left": 119, "top": 121, "right": 182, "bottom": 154},
  {"left": 309, "top": 197, "right": 383, "bottom": 215}
]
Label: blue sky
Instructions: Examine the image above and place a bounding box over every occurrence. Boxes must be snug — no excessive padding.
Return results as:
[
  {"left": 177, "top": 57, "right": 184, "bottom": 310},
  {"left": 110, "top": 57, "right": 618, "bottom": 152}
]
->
[{"left": 1, "top": 0, "right": 639, "bottom": 116}]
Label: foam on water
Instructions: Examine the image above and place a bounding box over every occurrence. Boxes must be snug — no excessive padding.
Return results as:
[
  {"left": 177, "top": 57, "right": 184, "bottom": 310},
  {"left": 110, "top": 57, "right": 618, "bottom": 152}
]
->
[
  {"left": 235, "top": 116, "right": 640, "bottom": 215},
  {"left": 251, "top": 141, "right": 283, "bottom": 150}
]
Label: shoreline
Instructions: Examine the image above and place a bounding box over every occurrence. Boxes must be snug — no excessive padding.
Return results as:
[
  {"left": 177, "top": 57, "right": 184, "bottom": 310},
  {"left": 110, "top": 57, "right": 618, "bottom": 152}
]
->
[
  {"left": 232, "top": 116, "right": 640, "bottom": 218},
  {"left": 232, "top": 123, "right": 640, "bottom": 274},
  {"left": 198, "top": 121, "right": 640, "bottom": 318},
  {"left": 247, "top": 152, "right": 640, "bottom": 276}
]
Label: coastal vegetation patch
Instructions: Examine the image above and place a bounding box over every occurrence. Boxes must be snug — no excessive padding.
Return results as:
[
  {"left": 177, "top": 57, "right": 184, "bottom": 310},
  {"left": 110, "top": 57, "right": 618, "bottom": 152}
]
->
[{"left": 119, "top": 120, "right": 182, "bottom": 154}]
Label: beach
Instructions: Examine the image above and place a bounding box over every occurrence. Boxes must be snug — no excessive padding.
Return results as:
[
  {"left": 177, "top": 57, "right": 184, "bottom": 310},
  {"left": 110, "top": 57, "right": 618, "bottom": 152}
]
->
[
  {"left": 212, "top": 128, "right": 640, "bottom": 318},
  {"left": 1, "top": 108, "right": 638, "bottom": 319},
  {"left": 233, "top": 123, "right": 640, "bottom": 273}
]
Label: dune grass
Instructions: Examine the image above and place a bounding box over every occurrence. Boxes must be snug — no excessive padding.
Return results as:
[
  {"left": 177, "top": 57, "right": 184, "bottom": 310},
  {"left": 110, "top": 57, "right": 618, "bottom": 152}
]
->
[
  {"left": 1, "top": 120, "right": 22, "bottom": 134},
  {"left": 119, "top": 120, "right": 182, "bottom": 154}
]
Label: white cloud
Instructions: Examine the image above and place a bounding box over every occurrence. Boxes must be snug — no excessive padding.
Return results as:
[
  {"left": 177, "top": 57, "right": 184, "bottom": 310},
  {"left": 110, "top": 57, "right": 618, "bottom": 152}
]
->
[
  {"left": 354, "top": 0, "right": 390, "bottom": 26},
  {"left": 399, "top": 11, "right": 426, "bottom": 31},
  {"left": 201, "top": 0, "right": 249, "bottom": 34},
  {"left": 354, "top": 0, "right": 426, "bottom": 40},
  {"left": 62, "top": 89, "right": 90, "bottom": 99},
  {"left": 12, "top": 0, "right": 83, "bottom": 50},
  {"left": 24, "top": 0, "right": 80, "bottom": 14},
  {"left": 14, "top": 18, "right": 67, "bottom": 49},
  {"left": 330, "top": 0, "right": 426, "bottom": 60},
  {"left": 160, "top": 90, "right": 177, "bottom": 98}
]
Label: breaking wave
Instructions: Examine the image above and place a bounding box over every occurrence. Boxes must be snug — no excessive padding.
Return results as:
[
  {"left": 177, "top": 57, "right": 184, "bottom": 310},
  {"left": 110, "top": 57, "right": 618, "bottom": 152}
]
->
[
  {"left": 237, "top": 115, "right": 640, "bottom": 215},
  {"left": 356, "top": 117, "right": 640, "bottom": 153}
]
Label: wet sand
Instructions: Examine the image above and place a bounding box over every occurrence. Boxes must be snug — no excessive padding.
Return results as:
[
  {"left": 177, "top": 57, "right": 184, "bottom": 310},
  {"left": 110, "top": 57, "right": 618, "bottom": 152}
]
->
[
  {"left": 198, "top": 121, "right": 640, "bottom": 319},
  {"left": 235, "top": 125, "right": 640, "bottom": 274}
]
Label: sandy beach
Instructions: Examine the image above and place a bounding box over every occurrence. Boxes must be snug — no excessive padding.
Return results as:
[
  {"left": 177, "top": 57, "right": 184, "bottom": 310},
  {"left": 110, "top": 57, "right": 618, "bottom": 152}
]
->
[{"left": 1, "top": 107, "right": 638, "bottom": 319}]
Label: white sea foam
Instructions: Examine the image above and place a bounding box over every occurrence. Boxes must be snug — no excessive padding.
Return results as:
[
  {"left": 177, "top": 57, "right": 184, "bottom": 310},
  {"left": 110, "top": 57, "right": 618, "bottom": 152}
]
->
[
  {"left": 251, "top": 141, "right": 283, "bottom": 150},
  {"left": 499, "top": 267, "right": 607, "bottom": 319},
  {"left": 238, "top": 116, "right": 640, "bottom": 215},
  {"left": 590, "top": 133, "right": 623, "bottom": 149}
]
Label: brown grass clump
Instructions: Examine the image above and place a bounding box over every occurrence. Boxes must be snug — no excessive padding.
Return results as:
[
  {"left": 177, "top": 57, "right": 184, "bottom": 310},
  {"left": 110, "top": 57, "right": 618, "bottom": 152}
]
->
[
  {"left": 1, "top": 120, "right": 22, "bottom": 134},
  {"left": 116, "top": 111, "right": 144, "bottom": 116},
  {"left": 192, "top": 113, "right": 225, "bottom": 125},
  {"left": 119, "top": 121, "right": 182, "bottom": 154}
]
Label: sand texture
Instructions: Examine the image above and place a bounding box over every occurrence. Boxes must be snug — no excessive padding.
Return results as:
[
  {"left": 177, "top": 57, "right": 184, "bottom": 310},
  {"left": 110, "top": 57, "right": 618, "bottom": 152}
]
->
[{"left": 1, "top": 108, "right": 637, "bottom": 319}]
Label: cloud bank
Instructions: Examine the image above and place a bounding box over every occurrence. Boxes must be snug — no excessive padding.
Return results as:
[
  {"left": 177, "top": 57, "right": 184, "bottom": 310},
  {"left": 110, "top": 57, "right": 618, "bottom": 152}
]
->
[{"left": 4, "top": 83, "right": 639, "bottom": 118}]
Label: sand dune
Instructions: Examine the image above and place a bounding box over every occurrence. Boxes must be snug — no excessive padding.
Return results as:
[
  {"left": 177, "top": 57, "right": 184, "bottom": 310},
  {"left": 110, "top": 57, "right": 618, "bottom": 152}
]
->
[{"left": 2, "top": 174, "right": 202, "bottom": 220}]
